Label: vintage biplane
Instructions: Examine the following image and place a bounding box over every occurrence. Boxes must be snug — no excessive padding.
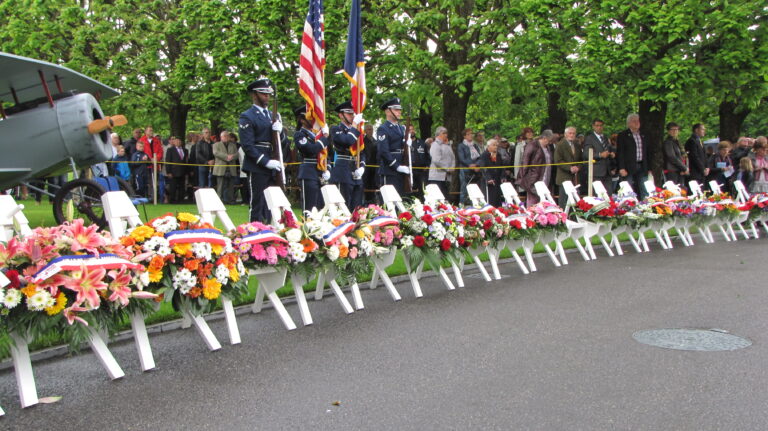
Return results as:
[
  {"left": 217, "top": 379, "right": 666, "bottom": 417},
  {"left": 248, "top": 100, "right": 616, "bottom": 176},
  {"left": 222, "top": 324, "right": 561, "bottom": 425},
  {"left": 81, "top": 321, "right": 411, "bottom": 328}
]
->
[{"left": 0, "top": 52, "right": 130, "bottom": 227}]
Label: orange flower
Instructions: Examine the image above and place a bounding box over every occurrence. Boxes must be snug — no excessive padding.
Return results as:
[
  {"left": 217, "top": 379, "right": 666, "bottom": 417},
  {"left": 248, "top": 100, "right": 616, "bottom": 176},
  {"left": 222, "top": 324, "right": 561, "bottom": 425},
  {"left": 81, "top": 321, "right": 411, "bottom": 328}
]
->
[
  {"left": 188, "top": 287, "right": 202, "bottom": 298},
  {"left": 332, "top": 219, "right": 343, "bottom": 227},
  {"left": 120, "top": 236, "right": 136, "bottom": 247},
  {"left": 148, "top": 268, "right": 163, "bottom": 282},
  {"left": 21, "top": 283, "right": 38, "bottom": 298},
  {"left": 184, "top": 259, "right": 200, "bottom": 272},
  {"left": 148, "top": 255, "right": 165, "bottom": 271},
  {"left": 338, "top": 244, "right": 349, "bottom": 258},
  {"left": 300, "top": 238, "right": 317, "bottom": 253}
]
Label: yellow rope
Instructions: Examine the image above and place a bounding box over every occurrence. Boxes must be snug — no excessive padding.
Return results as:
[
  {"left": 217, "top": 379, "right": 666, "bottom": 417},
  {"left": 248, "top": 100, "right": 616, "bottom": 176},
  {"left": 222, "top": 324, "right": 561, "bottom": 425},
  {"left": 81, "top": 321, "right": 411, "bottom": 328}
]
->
[{"left": 106, "top": 160, "right": 593, "bottom": 170}]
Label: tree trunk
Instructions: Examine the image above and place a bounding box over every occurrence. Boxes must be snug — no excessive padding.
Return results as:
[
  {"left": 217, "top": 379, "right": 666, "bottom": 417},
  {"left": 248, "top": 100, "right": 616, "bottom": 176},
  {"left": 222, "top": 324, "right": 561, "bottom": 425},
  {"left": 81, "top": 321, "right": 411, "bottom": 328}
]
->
[
  {"left": 418, "top": 108, "right": 433, "bottom": 141},
  {"left": 168, "top": 101, "right": 191, "bottom": 141},
  {"left": 545, "top": 91, "right": 567, "bottom": 134},
  {"left": 209, "top": 119, "right": 223, "bottom": 137},
  {"left": 442, "top": 81, "right": 473, "bottom": 204},
  {"left": 718, "top": 100, "right": 750, "bottom": 143},
  {"left": 638, "top": 99, "right": 667, "bottom": 183}
]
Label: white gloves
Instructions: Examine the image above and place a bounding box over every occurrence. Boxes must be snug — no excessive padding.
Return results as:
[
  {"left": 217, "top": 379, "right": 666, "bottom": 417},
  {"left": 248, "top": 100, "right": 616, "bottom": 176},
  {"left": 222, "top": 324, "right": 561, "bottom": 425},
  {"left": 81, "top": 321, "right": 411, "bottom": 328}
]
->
[
  {"left": 352, "top": 113, "right": 365, "bottom": 128},
  {"left": 321, "top": 125, "right": 329, "bottom": 137},
  {"left": 353, "top": 167, "right": 365, "bottom": 179},
  {"left": 271, "top": 120, "right": 283, "bottom": 132},
  {"left": 322, "top": 170, "right": 331, "bottom": 181},
  {"left": 266, "top": 159, "right": 282, "bottom": 171},
  {"left": 405, "top": 137, "right": 413, "bottom": 147},
  {"left": 396, "top": 166, "right": 411, "bottom": 174}
]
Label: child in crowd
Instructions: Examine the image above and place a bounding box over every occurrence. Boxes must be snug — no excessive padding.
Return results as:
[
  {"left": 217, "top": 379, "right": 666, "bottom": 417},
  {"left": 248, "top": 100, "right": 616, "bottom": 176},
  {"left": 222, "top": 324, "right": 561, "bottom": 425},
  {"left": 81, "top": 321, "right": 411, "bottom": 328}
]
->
[
  {"left": 112, "top": 145, "right": 131, "bottom": 182},
  {"left": 732, "top": 156, "right": 753, "bottom": 195},
  {"left": 131, "top": 141, "right": 150, "bottom": 197}
]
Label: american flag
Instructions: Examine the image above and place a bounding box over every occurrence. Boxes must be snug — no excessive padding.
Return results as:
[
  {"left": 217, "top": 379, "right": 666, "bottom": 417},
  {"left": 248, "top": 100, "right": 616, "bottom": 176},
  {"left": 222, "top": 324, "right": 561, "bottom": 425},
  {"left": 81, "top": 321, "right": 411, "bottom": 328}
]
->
[
  {"left": 342, "top": 0, "right": 366, "bottom": 156},
  {"left": 298, "top": 0, "right": 328, "bottom": 171}
]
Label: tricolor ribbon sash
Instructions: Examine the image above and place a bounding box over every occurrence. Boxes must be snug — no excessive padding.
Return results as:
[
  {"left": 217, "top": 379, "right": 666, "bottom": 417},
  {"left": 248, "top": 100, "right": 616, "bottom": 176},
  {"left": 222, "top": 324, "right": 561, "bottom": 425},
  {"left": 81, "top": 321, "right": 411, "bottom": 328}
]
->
[
  {"left": 431, "top": 212, "right": 454, "bottom": 219},
  {"left": 665, "top": 196, "right": 688, "bottom": 204},
  {"left": 457, "top": 205, "right": 494, "bottom": 217},
  {"left": 241, "top": 230, "right": 289, "bottom": 245},
  {"left": 32, "top": 254, "right": 142, "bottom": 283},
  {"left": 166, "top": 229, "right": 229, "bottom": 246},
  {"left": 323, "top": 221, "right": 355, "bottom": 244},
  {"left": 367, "top": 216, "right": 399, "bottom": 228}
]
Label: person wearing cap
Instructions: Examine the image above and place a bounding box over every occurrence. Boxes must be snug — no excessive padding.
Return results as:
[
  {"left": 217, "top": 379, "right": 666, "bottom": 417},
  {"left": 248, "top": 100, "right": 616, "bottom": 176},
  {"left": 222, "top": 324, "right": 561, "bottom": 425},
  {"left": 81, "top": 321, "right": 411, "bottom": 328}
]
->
[
  {"left": 376, "top": 97, "right": 410, "bottom": 194},
  {"left": 330, "top": 101, "right": 366, "bottom": 210},
  {"left": 294, "top": 105, "right": 330, "bottom": 212},
  {"left": 239, "top": 78, "right": 288, "bottom": 223}
]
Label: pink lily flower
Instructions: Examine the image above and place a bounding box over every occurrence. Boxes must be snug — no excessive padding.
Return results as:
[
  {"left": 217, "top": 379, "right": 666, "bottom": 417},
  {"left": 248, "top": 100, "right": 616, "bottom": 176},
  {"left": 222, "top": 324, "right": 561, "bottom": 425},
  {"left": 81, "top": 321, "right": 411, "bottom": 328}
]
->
[
  {"left": 65, "top": 219, "right": 106, "bottom": 255},
  {"left": 63, "top": 266, "right": 108, "bottom": 309},
  {"left": 63, "top": 305, "right": 90, "bottom": 326},
  {"left": 107, "top": 266, "right": 133, "bottom": 307}
]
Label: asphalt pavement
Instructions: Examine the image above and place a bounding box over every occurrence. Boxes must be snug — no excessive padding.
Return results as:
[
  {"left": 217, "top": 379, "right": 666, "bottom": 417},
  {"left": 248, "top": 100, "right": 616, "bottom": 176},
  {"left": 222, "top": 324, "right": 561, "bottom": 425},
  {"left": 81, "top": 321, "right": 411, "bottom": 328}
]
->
[{"left": 1, "top": 236, "right": 767, "bottom": 430}]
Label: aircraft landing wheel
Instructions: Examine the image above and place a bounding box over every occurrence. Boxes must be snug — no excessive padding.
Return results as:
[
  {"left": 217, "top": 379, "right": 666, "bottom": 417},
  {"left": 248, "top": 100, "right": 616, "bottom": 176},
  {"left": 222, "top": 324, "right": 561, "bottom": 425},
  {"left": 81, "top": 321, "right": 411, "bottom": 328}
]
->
[{"left": 53, "top": 178, "right": 107, "bottom": 228}]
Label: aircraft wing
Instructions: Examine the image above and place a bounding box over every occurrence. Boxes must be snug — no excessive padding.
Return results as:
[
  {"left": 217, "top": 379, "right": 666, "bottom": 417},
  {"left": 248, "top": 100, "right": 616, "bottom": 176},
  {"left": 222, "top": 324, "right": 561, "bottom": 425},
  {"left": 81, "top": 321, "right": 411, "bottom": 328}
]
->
[{"left": 0, "top": 52, "right": 119, "bottom": 104}]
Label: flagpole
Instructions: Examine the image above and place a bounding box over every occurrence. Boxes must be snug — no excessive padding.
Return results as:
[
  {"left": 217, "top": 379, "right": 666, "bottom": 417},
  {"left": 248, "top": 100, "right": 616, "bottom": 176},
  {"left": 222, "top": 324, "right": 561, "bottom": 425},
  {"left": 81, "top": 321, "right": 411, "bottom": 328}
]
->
[{"left": 355, "top": 83, "right": 361, "bottom": 170}]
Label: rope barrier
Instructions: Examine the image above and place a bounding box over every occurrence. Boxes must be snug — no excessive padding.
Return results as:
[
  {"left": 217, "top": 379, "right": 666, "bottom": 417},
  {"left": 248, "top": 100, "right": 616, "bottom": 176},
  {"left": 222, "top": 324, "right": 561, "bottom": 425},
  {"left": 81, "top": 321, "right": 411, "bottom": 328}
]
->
[{"left": 105, "top": 160, "right": 594, "bottom": 170}]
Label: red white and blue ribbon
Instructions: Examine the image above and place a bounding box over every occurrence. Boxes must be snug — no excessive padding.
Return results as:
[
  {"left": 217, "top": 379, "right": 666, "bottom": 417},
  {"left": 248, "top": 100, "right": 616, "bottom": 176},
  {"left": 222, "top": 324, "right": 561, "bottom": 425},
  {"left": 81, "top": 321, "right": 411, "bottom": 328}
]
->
[
  {"left": 323, "top": 221, "right": 355, "bottom": 244},
  {"left": 457, "top": 205, "right": 494, "bottom": 217},
  {"left": 367, "top": 216, "right": 399, "bottom": 228},
  {"left": 241, "top": 230, "right": 289, "bottom": 245},
  {"left": 166, "top": 229, "right": 229, "bottom": 246},
  {"left": 665, "top": 196, "right": 688, "bottom": 203},
  {"left": 32, "top": 254, "right": 142, "bottom": 283},
  {"left": 431, "top": 212, "right": 454, "bottom": 219}
]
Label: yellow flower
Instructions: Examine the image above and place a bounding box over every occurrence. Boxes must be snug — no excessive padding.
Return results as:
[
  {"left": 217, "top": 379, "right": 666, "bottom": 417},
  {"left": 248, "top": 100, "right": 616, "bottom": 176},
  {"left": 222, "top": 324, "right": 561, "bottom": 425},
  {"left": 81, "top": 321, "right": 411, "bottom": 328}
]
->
[
  {"left": 178, "top": 213, "right": 199, "bottom": 223},
  {"left": 229, "top": 267, "right": 240, "bottom": 282},
  {"left": 354, "top": 229, "right": 366, "bottom": 239},
  {"left": 173, "top": 243, "right": 192, "bottom": 256},
  {"left": 45, "top": 292, "right": 67, "bottom": 316},
  {"left": 202, "top": 278, "right": 222, "bottom": 300},
  {"left": 211, "top": 244, "right": 224, "bottom": 255},
  {"left": 130, "top": 225, "right": 156, "bottom": 241},
  {"left": 148, "top": 268, "right": 164, "bottom": 283},
  {"left": 21, "top": 283, "right": 38, "bottom": 298}
]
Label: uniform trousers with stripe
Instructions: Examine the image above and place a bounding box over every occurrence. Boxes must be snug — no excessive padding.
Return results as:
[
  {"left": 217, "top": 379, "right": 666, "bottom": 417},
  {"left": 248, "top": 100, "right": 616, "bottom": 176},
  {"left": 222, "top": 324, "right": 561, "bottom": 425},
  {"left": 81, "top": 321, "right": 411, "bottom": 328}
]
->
[{"left": 249, "top": 171, "right": 273, "bottom": 223}]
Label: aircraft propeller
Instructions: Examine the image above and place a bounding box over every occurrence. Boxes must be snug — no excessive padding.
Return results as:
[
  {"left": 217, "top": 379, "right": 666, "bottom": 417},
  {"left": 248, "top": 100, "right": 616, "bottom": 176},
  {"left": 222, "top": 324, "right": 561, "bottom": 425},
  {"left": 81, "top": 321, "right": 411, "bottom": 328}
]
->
[{"left": 87, "top": 115, "right": 127, "bottom": 134}]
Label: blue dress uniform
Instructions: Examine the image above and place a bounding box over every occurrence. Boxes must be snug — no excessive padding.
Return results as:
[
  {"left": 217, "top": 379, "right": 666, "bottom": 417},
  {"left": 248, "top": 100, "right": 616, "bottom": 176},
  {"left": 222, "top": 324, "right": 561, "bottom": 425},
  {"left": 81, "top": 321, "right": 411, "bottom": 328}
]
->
[
  {"left": 376, "top": 98, "right": 406, "bottom": 194},
  {"left": 411, "top": 136, "right": 430, "bottom": 199},
  {"left": 239, "top": 78, "right": 287, "bottom": 223},
  {"left": 330, "top": 121, "right": 362, "bottom": 210},
  {"left": 294, "top": 106, "right": 328, "bottom": 212}
]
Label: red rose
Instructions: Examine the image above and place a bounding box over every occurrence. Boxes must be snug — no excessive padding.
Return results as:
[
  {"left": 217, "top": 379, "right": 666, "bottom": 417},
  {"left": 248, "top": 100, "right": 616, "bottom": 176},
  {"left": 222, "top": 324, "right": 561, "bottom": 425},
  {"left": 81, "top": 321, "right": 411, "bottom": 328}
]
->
[
  {"left": 399, "top": 212, "right": 413, "bottom": 221},
  {"left": 511, "top": 219, "right": 522, "bottom": 230},
  {"left": 4, "top": 269, "right": 20, "bottom": 288},
  {"left": 469, "top": 219, "right": 477, "bottom": 227},
  {"left": 495, "top": 216, "right": 502, "bottom": 223},
  {"left": 526, "top": 218, "right": 535, "bottom": 228},
  {"left": 423, "top": 205, "right": 433, "bottom": 212},
  {"left": 440, "top": 238, "right": 451, "bottom": 251},
  {"left": 421, "top": 214, "right": 435, "bottom": 225},
  {"left": 413, "top": 235, "right": 426, "bottom": 247},
  {"left": 458, "top": 237, "right": 466, "bottom": 246},
  {"left": 483, "top": 219, "right": 493, "bottom": 230}
]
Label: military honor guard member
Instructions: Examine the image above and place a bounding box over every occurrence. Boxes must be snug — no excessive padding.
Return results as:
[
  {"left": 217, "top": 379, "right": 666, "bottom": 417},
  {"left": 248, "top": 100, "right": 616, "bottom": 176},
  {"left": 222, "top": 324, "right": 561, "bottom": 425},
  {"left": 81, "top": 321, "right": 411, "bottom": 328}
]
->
[
  {"left": 239, "top": 78, "right": 287, "bottom": 223},
  {"left": 330, "top": 101, "right": 366, "bottom": 210},
  {"left": 294, "top": 105, "right": 331, "bottom": 212},
  {"left": 376, "top": 97, "right": 410, "bottom": 194}
]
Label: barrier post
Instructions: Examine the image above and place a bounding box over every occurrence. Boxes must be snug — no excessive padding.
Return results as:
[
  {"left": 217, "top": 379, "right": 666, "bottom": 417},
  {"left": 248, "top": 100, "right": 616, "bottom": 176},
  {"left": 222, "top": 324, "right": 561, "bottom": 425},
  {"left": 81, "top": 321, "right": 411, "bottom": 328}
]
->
[
  {"left": 152, "top": 155, "right": 158, "bottom": 205},
  {"left": 588, "top": 148, "right": 594, "bottom": 197}
]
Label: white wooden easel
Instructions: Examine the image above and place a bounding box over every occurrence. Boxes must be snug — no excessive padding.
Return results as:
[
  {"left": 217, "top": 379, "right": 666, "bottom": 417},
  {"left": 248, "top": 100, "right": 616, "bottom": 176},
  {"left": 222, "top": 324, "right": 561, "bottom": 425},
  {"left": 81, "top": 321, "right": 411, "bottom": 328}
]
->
[
  {"left": 689, "top": 180, "right": 731, "bottom": 242},
  {"left": 562, "top": 180, "right": 615, "bottom": 258},
  {"left": 733, "top": 179, "right": 763, "bottom": 238},
  {"left": 463, "top": 184, "right": 497, "bottom": 281},
  {"left": 194, "top": 188, "right": 244, "bottom": 342},
  {"left": 263, "top": 187, "right": 353, "bottom": 323},
  {"left": 710, "top": 180, "right": 749, "bottom": 240},
  {"left": 101, "top": 191, "right": 161, "bottom": 365},
  {"left": 592, "top": 181, "right": 642, "bottom": 254},
  {"left": 661, "top": 180, "right": 695, "bottom": 245},
  {"left": 321, "top": 184, "right": 401, "bottom": 307},
  {"left": 497, "top": 183, "right": 532, "bottom": 274},
  {"left": 644, "top": 179, "right": 687, "bottom": 247},
  {"left": 0, "top": 195, "right": 32, "bottom": 242},
  {"left": 383, "top": 184, "right": 459, "bottom": 297}
]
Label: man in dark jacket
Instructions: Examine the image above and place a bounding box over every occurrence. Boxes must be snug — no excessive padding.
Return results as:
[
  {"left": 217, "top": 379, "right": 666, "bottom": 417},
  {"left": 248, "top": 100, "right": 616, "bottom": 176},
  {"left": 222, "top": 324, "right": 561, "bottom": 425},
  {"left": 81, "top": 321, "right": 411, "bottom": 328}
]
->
[
  {"left": 581, "top": 119, "right": 614, "bottom": 194},
  {"left": 685, "top": 123, "right": 709, "bottom": 186},
  {"left": 194, "top": 128, "right": 215, "bottom": 189},
  {"left": 616, "top": 113, "right": 651, "bottom": 199},
  {"left": 662, "top": 122, "right": 688, "bottom": 186},
  {"left": 165, "top": 136, "right": 189, "bottom": 203}
]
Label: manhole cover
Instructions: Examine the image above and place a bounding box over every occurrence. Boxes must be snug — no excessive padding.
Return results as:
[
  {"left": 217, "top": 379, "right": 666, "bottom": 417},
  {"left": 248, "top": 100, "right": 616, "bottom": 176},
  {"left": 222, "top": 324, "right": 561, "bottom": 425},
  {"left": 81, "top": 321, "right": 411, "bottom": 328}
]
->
[
  {"left": 633, "top": 329, "right": 751, "bottom": 351},
  {"left": 466, "top": 273, "right": 510, "bottom": 280}
]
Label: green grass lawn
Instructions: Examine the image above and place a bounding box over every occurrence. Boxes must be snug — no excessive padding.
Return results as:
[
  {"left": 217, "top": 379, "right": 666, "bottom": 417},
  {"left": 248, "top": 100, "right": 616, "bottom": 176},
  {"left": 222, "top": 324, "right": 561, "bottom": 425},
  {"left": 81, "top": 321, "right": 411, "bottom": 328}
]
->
[{"left": 8, "top": 198, "right": 674, "bottom": 354}]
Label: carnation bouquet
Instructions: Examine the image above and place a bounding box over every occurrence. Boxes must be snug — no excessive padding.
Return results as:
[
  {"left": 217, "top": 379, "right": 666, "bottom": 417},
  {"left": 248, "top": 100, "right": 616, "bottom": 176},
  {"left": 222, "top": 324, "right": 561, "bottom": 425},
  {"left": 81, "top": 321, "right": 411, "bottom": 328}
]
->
[
  {"left": 706, "top": 192, "right": 741, "bottom": 221},
  {"left": 397, "top": 200, "right": 463, "bottom": 271},
  {"left": 350, "top": 204, "right": 402, "bottom": 252},
  {"left": 120, "top": 213, "right": 248, "bottom": 316},
  {"left": 525, "top": 201, "right": 568, "bottom": 234},
  {"left": 571, "top": 197, "right": 623, "bottom": 225},
  {"left": 498, "top": 204, "right": 536, "bottom": 241},
  {"left": 230, "top": 221, "right": 292, "bottom": 270},
  {"left": 299, "top": 207, "right": 372, "bottom": 285},
  {"left": 0, "top": 220, "right": 152, "bottom": 352}
]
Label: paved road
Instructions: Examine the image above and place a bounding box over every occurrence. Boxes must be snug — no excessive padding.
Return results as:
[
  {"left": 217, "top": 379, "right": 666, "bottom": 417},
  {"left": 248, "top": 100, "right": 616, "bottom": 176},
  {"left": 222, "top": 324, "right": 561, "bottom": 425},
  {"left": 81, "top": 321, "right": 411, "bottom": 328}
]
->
[{"left": 1, "top": 237, "right": 767, "bottom": 430}]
